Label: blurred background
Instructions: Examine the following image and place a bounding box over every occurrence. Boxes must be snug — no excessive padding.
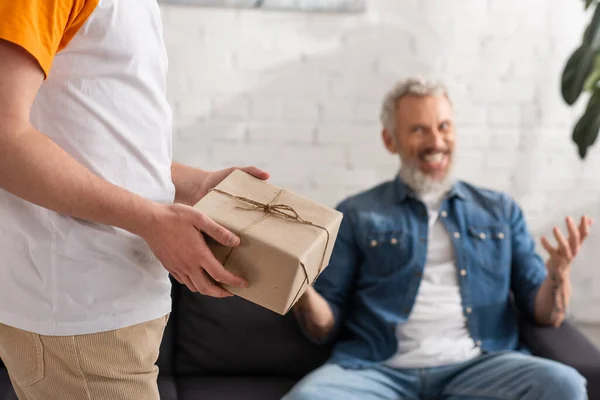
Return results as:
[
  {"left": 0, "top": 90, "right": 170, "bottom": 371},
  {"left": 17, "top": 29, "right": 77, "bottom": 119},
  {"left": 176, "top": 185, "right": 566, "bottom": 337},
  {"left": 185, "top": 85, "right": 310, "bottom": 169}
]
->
[{"left": 158, "top": 0, "right": 600, "bottom": 330}]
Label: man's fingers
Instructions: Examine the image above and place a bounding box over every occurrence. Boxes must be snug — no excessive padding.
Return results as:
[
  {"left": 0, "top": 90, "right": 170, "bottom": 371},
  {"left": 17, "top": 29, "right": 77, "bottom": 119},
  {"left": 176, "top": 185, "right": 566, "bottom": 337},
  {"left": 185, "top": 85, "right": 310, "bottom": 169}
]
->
[
  {"left": 580, "top": 215, "right": 592, "bottom": 241},
  {"left": 181, "top": 274, "right": 199, "bottom": 293},
  {"left": 200, "top": 248, "right": 248, "bottom": 289},
  {"left": 194, "top": 211, "right": 240, "bottom": 247},
  {"left": 186, "top": 208, "right": 247, "bottom": 288},
  {"left": 541, "top": 236, "right": 556, "bottom": 256},
  {"left": 240, "top": 166, "right": 270, "bottom": 181},
  {"left": 170, "top": 272, "right": 184, "bottom": 285},
  {"left": 566, "top": 216, "right": 580, "bottom": 255},
  {"left": 204, "top": 286, "right": 234, "bottom": 298},
  {"left": 189, "top": 270, "right": 234, "bottom": 298},
  {"left": 553, "top": 227, "right": 572, "bottom": 259}
]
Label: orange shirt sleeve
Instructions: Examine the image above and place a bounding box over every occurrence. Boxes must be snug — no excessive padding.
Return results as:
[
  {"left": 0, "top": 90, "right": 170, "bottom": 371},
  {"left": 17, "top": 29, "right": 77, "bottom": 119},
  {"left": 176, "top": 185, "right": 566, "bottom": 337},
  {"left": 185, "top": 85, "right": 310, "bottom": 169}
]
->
[{"left": 0, "top": 0, "right": 99, "bottom": 78}]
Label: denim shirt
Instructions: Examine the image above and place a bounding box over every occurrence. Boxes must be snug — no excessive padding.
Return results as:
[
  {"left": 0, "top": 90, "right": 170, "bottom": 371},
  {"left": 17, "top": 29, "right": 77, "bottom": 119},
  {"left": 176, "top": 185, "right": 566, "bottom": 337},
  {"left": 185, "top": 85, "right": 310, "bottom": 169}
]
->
[{"left": 313, "top": 177, "right": 547, "bottom": 368}]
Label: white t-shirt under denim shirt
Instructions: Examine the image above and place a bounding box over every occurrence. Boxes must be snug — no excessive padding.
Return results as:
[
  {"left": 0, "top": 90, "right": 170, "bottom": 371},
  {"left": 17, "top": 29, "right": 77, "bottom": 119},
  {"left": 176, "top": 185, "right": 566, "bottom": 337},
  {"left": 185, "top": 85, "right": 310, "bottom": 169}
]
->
[{"left": 385, "top": 191, "right": 481, "bottom": 368}]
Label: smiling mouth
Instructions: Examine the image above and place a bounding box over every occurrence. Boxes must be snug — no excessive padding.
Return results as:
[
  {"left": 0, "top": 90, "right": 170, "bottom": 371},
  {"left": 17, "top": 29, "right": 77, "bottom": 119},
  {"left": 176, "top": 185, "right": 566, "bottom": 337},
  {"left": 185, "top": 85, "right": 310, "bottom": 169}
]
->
[
  {"left": 419, "top": 151, "right": 450, "bottom": 173},
  {"left": 421, "top": 152, "right": 446, "bottom": 163}
]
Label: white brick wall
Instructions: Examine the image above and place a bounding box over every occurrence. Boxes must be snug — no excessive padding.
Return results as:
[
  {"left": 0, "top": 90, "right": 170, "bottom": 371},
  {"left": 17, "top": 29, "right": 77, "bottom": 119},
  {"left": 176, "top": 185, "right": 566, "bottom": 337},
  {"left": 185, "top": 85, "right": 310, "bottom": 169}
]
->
[{"left": 160, "top": 0, "right": 600, "bottom": 322}]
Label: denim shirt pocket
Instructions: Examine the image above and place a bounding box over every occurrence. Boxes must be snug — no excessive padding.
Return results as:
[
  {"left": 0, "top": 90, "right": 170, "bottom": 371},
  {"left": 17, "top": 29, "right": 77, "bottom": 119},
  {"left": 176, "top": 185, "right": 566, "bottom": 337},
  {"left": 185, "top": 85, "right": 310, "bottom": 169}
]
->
[
  {"left": 364, "top": 230, "right": 411, "bottom": 278},
  {"left": 468, "top": 225, "right": 511, "bottom": 273}
]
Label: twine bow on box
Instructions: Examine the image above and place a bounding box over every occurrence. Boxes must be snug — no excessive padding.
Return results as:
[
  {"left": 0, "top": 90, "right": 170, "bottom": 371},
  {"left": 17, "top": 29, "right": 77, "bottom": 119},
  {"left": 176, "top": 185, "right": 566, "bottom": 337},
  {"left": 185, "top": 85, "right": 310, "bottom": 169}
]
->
[{"left": 208, "top": 188, "right": 331, "bottom": 312}]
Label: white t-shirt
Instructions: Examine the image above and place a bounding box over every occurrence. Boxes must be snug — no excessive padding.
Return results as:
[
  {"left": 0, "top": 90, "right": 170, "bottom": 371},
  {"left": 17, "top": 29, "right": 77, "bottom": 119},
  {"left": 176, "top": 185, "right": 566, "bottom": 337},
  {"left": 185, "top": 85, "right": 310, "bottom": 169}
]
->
[
  {"left": 0, "top": 0, "right": 175, "bottom": 336},
  {"left": 385, "top": 191, "right": 481, "bottom": 368}
]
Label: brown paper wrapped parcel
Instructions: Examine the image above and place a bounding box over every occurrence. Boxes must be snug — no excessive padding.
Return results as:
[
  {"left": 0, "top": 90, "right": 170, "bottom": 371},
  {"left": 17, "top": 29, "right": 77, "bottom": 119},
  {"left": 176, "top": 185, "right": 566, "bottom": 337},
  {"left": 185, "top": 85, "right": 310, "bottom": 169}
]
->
[{"left": 193, "top": 170, "right": 343, "bottom": 315}]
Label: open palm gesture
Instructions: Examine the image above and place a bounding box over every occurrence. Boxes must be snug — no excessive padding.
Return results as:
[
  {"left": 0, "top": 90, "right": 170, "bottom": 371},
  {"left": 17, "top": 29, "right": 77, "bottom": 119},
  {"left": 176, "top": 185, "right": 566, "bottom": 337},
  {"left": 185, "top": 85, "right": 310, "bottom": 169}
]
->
[{"left": 541, "top": 216, "right": 593, "bottom": 279}]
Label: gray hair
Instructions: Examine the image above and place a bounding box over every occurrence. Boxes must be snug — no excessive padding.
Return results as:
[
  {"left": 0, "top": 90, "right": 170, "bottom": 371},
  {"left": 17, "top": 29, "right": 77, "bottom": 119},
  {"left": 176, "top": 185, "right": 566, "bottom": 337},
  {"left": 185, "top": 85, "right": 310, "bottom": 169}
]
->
[{"left": 380, "top": 77, "right": 450, "bottom": 135}]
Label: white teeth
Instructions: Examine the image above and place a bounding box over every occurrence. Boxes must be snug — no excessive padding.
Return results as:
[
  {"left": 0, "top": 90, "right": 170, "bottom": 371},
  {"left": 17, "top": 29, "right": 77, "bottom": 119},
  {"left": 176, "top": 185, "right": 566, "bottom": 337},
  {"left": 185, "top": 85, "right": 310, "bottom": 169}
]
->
[{"left": 423, "top": 153, "right": 444, "bottom": 163}]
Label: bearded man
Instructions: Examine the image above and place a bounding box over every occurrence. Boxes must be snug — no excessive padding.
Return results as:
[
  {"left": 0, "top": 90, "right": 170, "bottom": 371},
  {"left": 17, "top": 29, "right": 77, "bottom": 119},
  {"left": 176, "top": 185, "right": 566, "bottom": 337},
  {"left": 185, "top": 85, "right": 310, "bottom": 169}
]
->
[{"left": 283, "top": 77, "right": 592, "bottom": 400}]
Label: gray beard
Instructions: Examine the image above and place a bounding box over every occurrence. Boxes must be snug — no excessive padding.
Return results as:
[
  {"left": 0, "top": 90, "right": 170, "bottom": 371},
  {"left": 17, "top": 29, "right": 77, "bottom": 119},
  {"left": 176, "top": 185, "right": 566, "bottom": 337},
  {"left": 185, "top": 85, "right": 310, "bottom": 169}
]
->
[{"left": 398, "top": 160, "right": 455, "bottom": 197}]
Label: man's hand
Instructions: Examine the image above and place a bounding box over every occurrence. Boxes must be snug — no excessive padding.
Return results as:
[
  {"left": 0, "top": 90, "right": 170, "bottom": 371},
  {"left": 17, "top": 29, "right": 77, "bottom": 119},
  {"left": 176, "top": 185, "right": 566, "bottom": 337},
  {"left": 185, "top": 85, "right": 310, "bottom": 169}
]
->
[
  {"left": 292, "top": 286, "right": 336, "bottom": 343},
  {"left": 138, "top": 203, "right": 248, "bottom": 297},
  {"left": 164, "top": 164, "right": 269, "bottom": 296},
  {"left": 191, "top": 166, "right": 270, "bottom": 205},
  {"left": 171, "top": 163, "right": 270, "bottom": 207},
  {"left": 541, "top": 216, "right": 593, "bottom": 282},
  {"left": 534, "top": 215, "right": 593, "bottom": 326}
]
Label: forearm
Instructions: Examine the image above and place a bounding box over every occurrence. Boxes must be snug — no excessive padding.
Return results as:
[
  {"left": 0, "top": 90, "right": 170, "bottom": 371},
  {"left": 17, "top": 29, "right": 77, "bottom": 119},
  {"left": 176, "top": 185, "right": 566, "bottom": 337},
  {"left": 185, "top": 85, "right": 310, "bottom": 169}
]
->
[
  {"left": 0, "top": 122, "right": 158, "bottom": 235},
  {"left": 534, "top": 273, "right": 572, "bottom": 327},
  {"left": 292, "top": 286, "right": 336, "bottom": 343},
  {"left": 171, "top": 162, "right": 209, "bottom": 206}
]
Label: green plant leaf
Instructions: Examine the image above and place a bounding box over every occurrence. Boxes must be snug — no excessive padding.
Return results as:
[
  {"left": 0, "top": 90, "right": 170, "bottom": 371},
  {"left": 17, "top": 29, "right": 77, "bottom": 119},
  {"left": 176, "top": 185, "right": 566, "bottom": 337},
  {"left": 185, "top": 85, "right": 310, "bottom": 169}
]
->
[
  {"left": 573, "top": 90, "right": 600, "bottom": 158},
  {"left": 584, "top": 53, "right": 600, "bottom": 90},
  {"left": 563, "top": 4, "right": 600, "bottom": 105},
  {"left": 562, "top": 46, "right": 595, "bottom": 105},
  {"left": 586, "top": 0, "right": 594, "bottom": 10},
  {"left": 585, "top": 4, "right": 600, "bottom": 50}
]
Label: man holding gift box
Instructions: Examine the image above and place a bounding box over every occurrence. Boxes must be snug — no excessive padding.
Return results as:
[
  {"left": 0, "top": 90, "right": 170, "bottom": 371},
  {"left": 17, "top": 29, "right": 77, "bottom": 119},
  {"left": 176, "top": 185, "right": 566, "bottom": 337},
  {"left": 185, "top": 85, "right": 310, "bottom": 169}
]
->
[
  {"left": 0, "top": 2, "right": 267, "bottom": 399},
  {"left": 284, "top": 77, "right": 592, "bottom": 400}
]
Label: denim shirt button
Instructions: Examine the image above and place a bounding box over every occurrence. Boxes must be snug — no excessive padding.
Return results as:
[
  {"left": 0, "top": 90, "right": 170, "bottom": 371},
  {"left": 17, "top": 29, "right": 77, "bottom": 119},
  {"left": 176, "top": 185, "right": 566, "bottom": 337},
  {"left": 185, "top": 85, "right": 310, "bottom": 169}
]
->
[
  {"left": 476, "top": 340, "right": 482, "bottom": 347},
  {"left": 370, "top": 240, "right": 378, "bottom": 247},
  {"left": 390, "top": 238, "right": 398, "bottom": 245},
  {"left": 460, "top": 269, "right": 467, "bottom": 277},
  {"left": 441, "top": 211, "right": 448, "bottom": 218},
  {"left": 466, "top": 306, "right": 473, "bottom": 314},
  {"left": 497, "top": 232, "right": 505, "bottom": 239},
  {"left": 453, "top": 232, "right": 461, "bottom": 239}
]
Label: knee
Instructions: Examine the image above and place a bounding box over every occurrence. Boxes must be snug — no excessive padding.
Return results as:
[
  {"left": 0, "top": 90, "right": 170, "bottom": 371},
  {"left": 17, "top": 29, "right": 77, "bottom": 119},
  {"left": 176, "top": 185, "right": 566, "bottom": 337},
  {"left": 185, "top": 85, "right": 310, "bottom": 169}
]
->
[{"left": 540, "top": 364, "right": 587, "bottom": 400}]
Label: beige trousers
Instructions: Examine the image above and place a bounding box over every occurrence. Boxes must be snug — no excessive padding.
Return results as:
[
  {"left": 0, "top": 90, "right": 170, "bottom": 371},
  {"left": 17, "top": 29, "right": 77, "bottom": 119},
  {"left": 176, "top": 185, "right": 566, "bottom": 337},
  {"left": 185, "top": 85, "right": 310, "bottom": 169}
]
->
[{"left": 0, "top": 315, "right": 168, "bottom": 400}]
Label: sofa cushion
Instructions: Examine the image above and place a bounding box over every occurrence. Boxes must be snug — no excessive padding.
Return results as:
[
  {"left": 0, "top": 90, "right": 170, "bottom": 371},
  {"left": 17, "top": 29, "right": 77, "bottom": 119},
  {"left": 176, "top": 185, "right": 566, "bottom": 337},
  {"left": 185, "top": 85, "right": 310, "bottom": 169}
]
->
[
  {"left": 157, "top": 277, "right": 180, "bottom": 375},
  {"left": 158, "top": 375, "right": 178, "bottom": 400},
  {"left": 0, "top": 368, "right": 16, "bottom": 400},
  {"left": 157, "top": 316, "right": 175, "bottom": 375},
  {"left": 174, "top": 286, "right": 331, "bottom": 378},
  {"left": 177, "top": 376, "right": 296, "bottom": 400},
  {"left": 520, "top": 317, "right": 600, "bottom": 400}
]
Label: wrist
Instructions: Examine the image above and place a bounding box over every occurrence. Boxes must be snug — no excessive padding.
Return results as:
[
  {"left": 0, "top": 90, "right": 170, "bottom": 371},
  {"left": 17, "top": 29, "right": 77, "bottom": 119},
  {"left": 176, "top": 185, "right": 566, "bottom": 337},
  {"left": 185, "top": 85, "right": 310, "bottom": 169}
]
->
[
  {"left": 549, "top": 271, "right": 571, "bottom": 318},
  {"left": 172, "top": 163, "right": 210, "bottom": 206},
  {"left": 196, "top": 170, "right": 215, "bottom": 199},
  {"left": 125, "top": 199, "right": 166, "bottom": 238},
  {"left": 550, "top": 270, "right": 570, "bottom": 285}
]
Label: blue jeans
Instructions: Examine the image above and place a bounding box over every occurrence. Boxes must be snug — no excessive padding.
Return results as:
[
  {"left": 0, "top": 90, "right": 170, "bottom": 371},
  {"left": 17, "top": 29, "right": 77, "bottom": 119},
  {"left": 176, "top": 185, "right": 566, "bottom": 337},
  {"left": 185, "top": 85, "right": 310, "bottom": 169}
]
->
[{"left": 282, "top": 351, "right": 587, "bottom": 400}]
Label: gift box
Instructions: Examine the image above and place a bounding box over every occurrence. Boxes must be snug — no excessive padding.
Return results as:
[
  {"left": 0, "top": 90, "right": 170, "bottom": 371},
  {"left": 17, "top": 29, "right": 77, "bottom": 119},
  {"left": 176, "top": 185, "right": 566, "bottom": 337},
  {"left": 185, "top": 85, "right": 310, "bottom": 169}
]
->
[{"left": 193, "top": 170, "right": 343, "bottom": 315}]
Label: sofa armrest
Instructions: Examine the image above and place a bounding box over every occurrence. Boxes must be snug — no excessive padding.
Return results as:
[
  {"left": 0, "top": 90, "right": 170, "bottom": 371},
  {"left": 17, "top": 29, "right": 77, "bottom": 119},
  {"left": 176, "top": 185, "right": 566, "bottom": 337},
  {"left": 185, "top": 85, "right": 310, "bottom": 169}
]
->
[{"left": 520, "top": 317, "right": 600, "bottom": 399}]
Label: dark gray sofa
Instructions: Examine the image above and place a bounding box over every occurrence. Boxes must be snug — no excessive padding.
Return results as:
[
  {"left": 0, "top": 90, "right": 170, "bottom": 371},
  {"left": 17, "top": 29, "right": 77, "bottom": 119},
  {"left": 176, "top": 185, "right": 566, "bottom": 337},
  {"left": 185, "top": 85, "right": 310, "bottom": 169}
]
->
[{"left": 2, "top": 280, "right": 600, "bottom": 399}]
